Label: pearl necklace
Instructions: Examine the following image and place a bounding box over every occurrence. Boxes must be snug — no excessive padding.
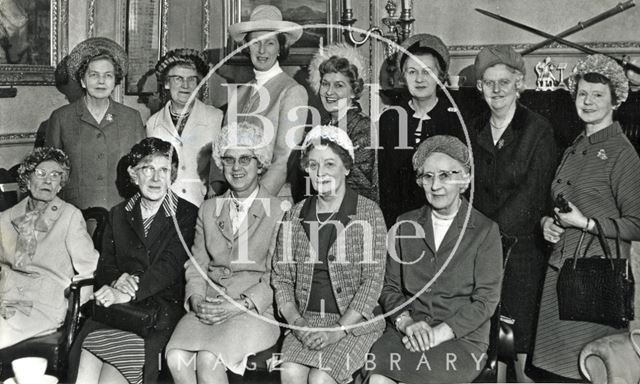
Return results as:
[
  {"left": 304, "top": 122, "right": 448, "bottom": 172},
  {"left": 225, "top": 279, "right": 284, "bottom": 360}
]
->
[{"left": 315, "top": 202, "right": 338, "bottom": 228}]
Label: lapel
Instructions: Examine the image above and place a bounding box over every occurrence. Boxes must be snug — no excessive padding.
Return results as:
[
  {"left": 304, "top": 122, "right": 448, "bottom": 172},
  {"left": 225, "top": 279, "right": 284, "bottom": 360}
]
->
[
  {"left": 436, "top": 199, "right": 476, "bottom": 254},
  {"left": 76, "top": 97, "right": 116, "bottom": 131},
  {"left": 159, "top": 102, "right": 180, "bottom": 141},
  {"left": 415, "top": 206, "right": 437, "bottom": 255},
  {"left": 475, "top": 111, "right": 496, "bottom": 154},
  {"left": 123, "top": 195, "right": 147, "bottom": 245},
  {"left": 144, "top": 209, "right": 173, "bottom": 250},
  {"left": 213, "top": 191, "right": 234, "bottom": 242},
  {"left": 234, "top": 187, "right": 267, "bottom": 240}
]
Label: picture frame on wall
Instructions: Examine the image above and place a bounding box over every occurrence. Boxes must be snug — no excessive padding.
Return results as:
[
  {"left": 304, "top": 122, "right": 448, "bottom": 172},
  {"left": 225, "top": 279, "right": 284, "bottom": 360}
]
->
[
  {"left": 124, "top": 0, "right": 167, "bottom": 95},
  {"left": 0, "top": 0, "right": 68, "bottom": 85},
  {"left": 223, "top": 0, "right": 339, "bottom": 66}
]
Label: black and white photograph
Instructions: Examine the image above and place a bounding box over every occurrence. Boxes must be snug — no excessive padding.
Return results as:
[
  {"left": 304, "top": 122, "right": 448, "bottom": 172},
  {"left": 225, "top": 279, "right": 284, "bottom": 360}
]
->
[{"left": 0, "top": 0, "right": 639, "bottom": 383}]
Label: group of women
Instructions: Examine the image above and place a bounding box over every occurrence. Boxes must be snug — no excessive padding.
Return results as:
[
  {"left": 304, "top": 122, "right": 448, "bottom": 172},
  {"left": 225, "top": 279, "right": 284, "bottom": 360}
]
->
[{"left": 1, "top": 3, "right": 640, "bottom": 384}]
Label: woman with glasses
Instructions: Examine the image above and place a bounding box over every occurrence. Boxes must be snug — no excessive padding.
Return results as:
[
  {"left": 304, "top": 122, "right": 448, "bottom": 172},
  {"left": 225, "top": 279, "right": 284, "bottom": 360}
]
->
[
  {"left": 469, "top": 45, "right": 557, "bottom": 381},
  {"left": 147, "top": 48, "right": 223, "bottom": 207},
  {"left": 73, "top": 137, "right": 198, "bottom": 384},
  {"left": 271, "top": 125, "right": 387, "bottom": 384},
  {"left": 45, "top": 37, "right": 145, "bottom": 210},
  {"left": 165, "top": 121, "right": 283, "bottom": 383},
  {"left": 365, "top": 135, "right": 503, "bottom": 384},
  {"left": 0, "top": 147, "right": 98, "bottom": 348}
]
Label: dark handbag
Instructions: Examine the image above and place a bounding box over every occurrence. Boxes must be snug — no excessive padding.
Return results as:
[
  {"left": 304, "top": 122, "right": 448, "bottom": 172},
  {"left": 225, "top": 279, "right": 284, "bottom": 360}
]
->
[
  {"left": 92, "top": 298, "right": 162, "bottom": 337},
  {"left": 557, "top": 219, "right": 635, "bottom": 328}
]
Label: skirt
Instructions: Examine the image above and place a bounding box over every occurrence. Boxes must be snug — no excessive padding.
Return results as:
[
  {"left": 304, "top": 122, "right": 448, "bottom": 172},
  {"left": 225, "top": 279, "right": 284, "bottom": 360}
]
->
[
  {"left": 83, "top": 328, "right": 145, "bottom": 384},
  {"left": 531, "top": 266, "right": 622, "bottom": 379},
  {"left": 363, "top": 325, "right": 487, "bottom": 384},
  {"left": 166, "top": 309, "right": 280, "bottom": 375},
  {"left": 278, "top": 311, "right": 383, "bottom": 384}
]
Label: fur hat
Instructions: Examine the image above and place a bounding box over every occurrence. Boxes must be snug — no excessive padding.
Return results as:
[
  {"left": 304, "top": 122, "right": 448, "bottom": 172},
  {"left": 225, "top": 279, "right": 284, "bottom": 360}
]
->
[
  {"left": 308, "top": 43, "right": 366, "bottom": 94},
  {"left": 67, "top": 37, "right": 128, "bottom": 81},
  {"left": 228, "top": 5, "right": 302, "bottom": 46}
]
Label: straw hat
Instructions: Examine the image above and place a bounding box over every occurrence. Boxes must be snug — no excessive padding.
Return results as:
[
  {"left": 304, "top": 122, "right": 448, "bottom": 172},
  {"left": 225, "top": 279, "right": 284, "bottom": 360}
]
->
[
  {"left": 228, "top": 5, "right": 302, "bottom": 46},
  {"left": 67, "top": 37, "right": 128, "bottom": 81}
]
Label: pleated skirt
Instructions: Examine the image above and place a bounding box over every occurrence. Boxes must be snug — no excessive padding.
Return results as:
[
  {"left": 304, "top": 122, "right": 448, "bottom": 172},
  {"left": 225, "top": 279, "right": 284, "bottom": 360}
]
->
[{"left": 531, "top": 266, "right": 622, "bottom": 379}]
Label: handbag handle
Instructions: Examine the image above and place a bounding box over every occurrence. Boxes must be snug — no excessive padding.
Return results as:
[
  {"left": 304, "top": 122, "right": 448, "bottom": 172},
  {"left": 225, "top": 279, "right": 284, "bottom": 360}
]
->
[
  {"left": 573, "top": 218, "right": 614, "bottom": 269},
  {"left": 609, "top": 219, "right": 623, "bottom": 260}
]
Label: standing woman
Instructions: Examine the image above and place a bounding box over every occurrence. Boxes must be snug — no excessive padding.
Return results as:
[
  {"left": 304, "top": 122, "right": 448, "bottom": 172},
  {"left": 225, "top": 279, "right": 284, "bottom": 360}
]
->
[
  {"left": 209, "top": 4, "right": 308, "bottom": 199},
  {"left": 271, "top": 125, "right": 387, "bottom": 384},
  {"left": 45, "top": 37, "right": 145, "bottom": 210},
  {"left": 470, "top": 45, "right": 557, "bottom": 381},
  {"left": 147, "top": 48, "right": 223, "bottom": 207},
  {"left": 532, "top": 54, "right": 640, "bottom": 381},
  {"left": 73, "top": 138, "right": 198, "bottom": 384},
  {"left": 307, "top": 44, "right": 378, "bottom": 202}
]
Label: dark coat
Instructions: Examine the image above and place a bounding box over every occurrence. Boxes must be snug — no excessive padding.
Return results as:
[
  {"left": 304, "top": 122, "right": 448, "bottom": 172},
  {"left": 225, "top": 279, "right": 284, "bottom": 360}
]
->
[
  {"left": 469, "top": 102, "right": 557, "bottom": 352},
  {"left": 45, "top": 98, "right": 145, "bottom": 210},
  {"left": 378, "top": 94, "right": 466, "bottom": 226},
  {"left": 70, "top": 192, "right": 197, "bottom": 383}
]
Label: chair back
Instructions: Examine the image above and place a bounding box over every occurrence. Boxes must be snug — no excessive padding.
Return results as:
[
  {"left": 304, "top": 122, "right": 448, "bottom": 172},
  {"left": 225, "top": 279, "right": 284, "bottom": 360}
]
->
[{"left": 82, "top": 207, "right": 109, "bottom": 252}]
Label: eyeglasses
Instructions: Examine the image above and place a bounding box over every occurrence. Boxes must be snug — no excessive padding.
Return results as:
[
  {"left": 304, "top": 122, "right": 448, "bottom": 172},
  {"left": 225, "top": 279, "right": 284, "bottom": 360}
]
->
[
  {"left": 416, "top": 170, "right": 464, "bottom": 185},
  {"left": 136, "top": 165, "right": 171, "bottom": 178},
  {"left": 33, "top": 168, "right": 64, "bottom": 181},
  {"left": 221, "top": 155, "right": 257, "bottom": 167},
  {"left": 479, "top": 78, "right": 514, "bottom": 90},
  {"left": 166, "top": 75, "right": 199, "bottom": 86}
]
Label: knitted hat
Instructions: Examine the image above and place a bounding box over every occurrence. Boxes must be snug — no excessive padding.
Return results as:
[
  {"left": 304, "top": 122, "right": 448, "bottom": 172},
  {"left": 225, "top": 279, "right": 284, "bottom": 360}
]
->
[
  {"left": 397, "top": 33, "right": 450, "bottom": 73},
  {"left": 302, "top": 125, "right": 355, "bottom": 161},
  {"left": 228, "top": 5, "right": 302, "bottom": 46},
  {"left": 412, "top": 135, "right": 471, "bottom": 172},
  {"left": 474, "top": 45, "right": 525, "bottom": 80},
  {"left": 155, "top": 48, "right": 209, "bottom": 79},
  {"left": 67, "top": 37, "right": 128, "bottom": 81},
  {"left": 568, "top": 54, "right": 629, "bottom": 107},
  {"left": 308, "top": 43, "right": 366, "bottom": 94}
]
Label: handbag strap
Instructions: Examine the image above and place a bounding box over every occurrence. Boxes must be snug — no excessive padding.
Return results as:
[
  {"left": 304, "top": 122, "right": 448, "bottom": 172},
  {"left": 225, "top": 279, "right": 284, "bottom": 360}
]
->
[
  {"left": 571, "top": 230, "right": 587, "bottom": 269},
  {"left": 610, "top": 219, "right": 623, "bottom": 260},
  {"left": 582, "top": 218, "right": 614, "bottom": 260}
]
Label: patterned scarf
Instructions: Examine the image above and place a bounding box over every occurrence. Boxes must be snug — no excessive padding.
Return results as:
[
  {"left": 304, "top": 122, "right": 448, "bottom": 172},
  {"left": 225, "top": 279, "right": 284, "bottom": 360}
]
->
[{"left": 11, "top": 198, "right": 49, "bottom": 268}]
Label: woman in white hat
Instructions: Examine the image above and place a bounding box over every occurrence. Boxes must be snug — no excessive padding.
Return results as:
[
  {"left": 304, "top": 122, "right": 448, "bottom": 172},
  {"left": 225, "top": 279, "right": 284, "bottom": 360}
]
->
[
  {"left": 44, "top": 37, "right": 145, "bottom": 210},
  {"left": 272, "top": 125, "right": 387, "bottom": 384},
  {"left": 146, "top": 48, "right": 223, "bottom": 207},
  {"left": 208, "top": 4, "right": 308, "bottom": 200}
]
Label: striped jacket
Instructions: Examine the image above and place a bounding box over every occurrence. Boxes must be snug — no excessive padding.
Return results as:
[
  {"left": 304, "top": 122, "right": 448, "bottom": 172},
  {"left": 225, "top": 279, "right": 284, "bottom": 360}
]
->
[{"left": 272, "top": 189, "right": 387, "bottom": 336}]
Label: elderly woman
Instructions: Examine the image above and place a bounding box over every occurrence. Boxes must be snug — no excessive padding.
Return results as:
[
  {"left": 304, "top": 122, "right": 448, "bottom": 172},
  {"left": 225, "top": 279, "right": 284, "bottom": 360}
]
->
[
  {"left": 307, "top": 44, "right": 378, "bottom": 202},
  {"left": 378, "top": 34, "right": 465, "bottom": 225},
  {"left": 208, "top": 4, "right": 308, "bottom": 199},
  {"left": 0, "top": 147, "right": 98, "bottom": 348},
  {"left": 469, "top": 45, "right": 557, "bottom": 380},
  {"left": 532, "top": 54, "right": 640, "bottom": 381},
  {"left": 165, "top": 121, "right": 283, "bottom": 383},
  {"left": 45, "top": 37, "right": 145, "bottom": 210},
  {"left": 146, "top": 48, "right": 223, "bottom": 207},
  {"left": 271, "top": 125, "right": 387, "bottom": 384},
  {"left": 73, "top": 137, "right": 198, "bottom": 384},
  {"left": 365, "top": 135, "right": 503, "bottom": 384}
]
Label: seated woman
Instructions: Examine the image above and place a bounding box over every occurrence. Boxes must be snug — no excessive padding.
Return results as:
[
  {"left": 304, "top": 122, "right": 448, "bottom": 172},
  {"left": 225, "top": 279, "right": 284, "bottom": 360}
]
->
[
  {"left": 165, "top": 121, "right": 284, "bottom": 383},
  {"left": 74, "top": 137, "right": 198, "bottom": 384},
  {"left": 271, "top": 125, "right": 387, "bottom": 384},
  {"left": 365, "top": 135, "right": 503, "bottom": 384},
  {"left": 307, "top": 45, "right": 378, "bottom": 202},
  {"left": 0, "top": 147, "right": 98, "bottom": 349}
]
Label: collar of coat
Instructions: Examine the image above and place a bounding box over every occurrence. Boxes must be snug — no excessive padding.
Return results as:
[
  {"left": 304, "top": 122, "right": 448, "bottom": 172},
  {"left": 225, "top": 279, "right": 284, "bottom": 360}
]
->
[
  {"left": 298, "top": 187, "right": 358, "bottom": 239},
  {"left": 74, "top": 97, "right": 120, "bottom": 128},
  {"left": 124, "top": 189, "right": 178, "bottom": 217},
  {"left": 572, "top": 121, "right": 623, "bottom": 146}
]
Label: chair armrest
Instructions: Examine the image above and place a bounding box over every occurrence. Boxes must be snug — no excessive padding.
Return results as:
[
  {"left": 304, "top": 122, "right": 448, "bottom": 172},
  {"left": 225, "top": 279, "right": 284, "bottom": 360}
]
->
[{"left": 63, "top": 277, "right": 95, "bottom": 352}]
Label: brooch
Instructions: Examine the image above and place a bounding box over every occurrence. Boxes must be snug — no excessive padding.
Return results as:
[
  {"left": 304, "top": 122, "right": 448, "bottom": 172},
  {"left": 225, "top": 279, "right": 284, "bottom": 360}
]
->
[
  {"left": 597, "top": 149, "right": 608, "bottom": 160},
  {"left": 447, "top": 107, "right": 458, "bottom": 113},
  {"left": 105, "top": 113, "right": 113, "bottom": 122},
  {"left": 218, "top": 221, "right": 224, "bottom": 229},
  {"left": 497, "top": 138, "right": 505, "bottom": 150}
]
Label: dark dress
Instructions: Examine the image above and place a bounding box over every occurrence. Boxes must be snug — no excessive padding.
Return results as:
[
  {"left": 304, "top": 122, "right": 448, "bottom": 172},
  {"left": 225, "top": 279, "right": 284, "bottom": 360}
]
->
[
  {"left": 378, "top": 94, "right": 466, "bottom": 226},
  {"left": 469, "top": 102, "right": 557, "bottom": 353},
  {"left": 69, "top": 191, "right": 197, "bottom": 383},
  {"left": 364, "top": 199, "right": 503, "bottom": 383}
]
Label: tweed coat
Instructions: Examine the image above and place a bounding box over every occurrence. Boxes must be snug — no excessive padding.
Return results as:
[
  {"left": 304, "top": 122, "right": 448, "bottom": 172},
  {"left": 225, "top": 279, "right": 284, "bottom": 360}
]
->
[
  {"left": 379, "top": 198, "right": 503, "bottom": 348},
  {"left": 69, "top": 191, "right": 198, "bottom": 383},
  {"left": 469, "top": 102, "right": 557, "bottom": 352},
  {"left": 166, "top": 187, "right": 284, "bottom": 373},
  {"left": 45, "top": 98, "right": 145, "bottom": 210},
  {"left": 271, "top": 188, "right": 387, "bottom": 336},
  {"left": 146, "top": 99, "right": 223, "bottom": 207},
  {"left": 209, "top": 71, "right": 308, "bottom": 197},
  {"left": 0, "top": 197, "right": 98, "bottom": 348}
]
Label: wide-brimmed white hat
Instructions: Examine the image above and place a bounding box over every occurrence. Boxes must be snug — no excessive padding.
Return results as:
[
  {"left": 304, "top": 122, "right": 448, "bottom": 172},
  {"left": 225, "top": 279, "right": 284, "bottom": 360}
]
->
[{"left": 228, "top": 5, "right": 302, "bottom": 46}]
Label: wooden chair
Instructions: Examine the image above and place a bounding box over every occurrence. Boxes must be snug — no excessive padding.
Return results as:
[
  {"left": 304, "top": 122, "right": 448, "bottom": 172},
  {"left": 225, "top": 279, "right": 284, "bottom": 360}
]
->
[{"left": 0, "top": 207, "right": 108, "bottom": 381}]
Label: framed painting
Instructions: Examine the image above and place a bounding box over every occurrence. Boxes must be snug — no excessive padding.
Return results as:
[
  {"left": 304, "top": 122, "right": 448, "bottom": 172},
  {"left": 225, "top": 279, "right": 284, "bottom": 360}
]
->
[
  {"left": 124, "top": 0, "right": 167, "bottom": 95},
  {"left": 0, "top": 0, "right": 68, "bottom": 85},
  {"left": 223, "top": 0, "right": 339, "bottom": 66}
]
